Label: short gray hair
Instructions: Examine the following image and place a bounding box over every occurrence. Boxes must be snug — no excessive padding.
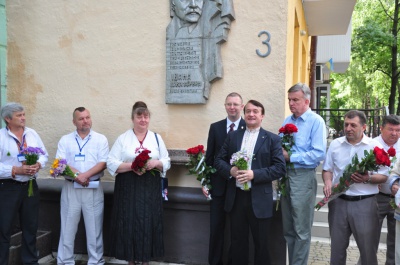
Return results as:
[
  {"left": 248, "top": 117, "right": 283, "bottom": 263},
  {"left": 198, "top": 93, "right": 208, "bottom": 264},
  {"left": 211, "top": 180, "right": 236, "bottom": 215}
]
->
[
  {"left": 1, "top": 102, "right": 24, "bottom": 124},
  {"left": 288, "top": 83, "right": 311, "bottom": 100}
]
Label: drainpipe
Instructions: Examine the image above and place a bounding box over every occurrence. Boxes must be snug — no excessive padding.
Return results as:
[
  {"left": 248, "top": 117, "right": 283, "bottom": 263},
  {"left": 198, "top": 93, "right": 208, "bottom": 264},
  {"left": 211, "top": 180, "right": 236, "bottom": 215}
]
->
[{"left": 309, "top": 36, "right": 317, "bottom": 109}]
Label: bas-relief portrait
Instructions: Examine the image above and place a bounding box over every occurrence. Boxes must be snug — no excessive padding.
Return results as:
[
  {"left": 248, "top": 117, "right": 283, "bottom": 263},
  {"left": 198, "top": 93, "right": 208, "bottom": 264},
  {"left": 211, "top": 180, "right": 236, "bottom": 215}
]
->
[{"left": 166, "top": 0, "right": 235, "bottom": 104}]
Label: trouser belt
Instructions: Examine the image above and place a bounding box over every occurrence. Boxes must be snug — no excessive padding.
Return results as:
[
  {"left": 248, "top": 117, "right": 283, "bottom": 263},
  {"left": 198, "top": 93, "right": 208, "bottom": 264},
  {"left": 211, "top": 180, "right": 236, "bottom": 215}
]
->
[
  {"left": 0, "top": 178, "right": 34, "bottom": 185},
  {"left": 339, "top": 194, "right": 375, "bottom": 201},
  {"left": 65, "top": 178, "right": 100, "bottom": 182},
  {"left": 378, "top": 191, "right": 394, "bottom": 198}
]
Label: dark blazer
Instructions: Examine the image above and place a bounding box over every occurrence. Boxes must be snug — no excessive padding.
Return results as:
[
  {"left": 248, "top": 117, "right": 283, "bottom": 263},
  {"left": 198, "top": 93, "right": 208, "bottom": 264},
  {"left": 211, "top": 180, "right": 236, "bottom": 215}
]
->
[
  {"left": 215, "top": 126, "right": 286, "bottom": 219},
  {"left": 206, "top": 118, "right": 246, "bottom": 196}
]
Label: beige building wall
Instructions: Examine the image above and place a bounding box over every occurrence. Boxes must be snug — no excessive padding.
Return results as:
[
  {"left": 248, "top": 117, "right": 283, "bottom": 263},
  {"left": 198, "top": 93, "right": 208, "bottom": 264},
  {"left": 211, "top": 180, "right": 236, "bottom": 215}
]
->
[{"left": 6, "top": 1, "right": 308, "bottom": 187}]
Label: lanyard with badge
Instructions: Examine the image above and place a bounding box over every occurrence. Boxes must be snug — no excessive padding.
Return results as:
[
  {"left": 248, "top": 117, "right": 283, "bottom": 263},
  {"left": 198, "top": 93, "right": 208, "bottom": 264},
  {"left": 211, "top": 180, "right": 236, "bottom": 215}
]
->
[
  {"left": 7, "top": 127, "right": 27, "bottom": 162},
  {"left": 75, "top": 135, "right": 90, "bottom": 161},
  {"left": 15, "top": 135, "right": 27, "bottom": 162}
]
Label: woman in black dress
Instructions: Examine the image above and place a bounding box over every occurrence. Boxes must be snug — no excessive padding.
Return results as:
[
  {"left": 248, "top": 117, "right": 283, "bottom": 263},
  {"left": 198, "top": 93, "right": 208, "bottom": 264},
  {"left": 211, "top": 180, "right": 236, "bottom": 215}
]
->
[{"left": 107, "top": 101, "right": 171, "bottom": 265}]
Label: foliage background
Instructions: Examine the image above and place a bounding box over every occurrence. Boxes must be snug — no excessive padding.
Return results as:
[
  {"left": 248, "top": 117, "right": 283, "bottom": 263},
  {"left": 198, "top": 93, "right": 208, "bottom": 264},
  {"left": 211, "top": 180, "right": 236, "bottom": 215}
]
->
[{"left": 331, "top": 0, "right": 398, "bottom": 113}]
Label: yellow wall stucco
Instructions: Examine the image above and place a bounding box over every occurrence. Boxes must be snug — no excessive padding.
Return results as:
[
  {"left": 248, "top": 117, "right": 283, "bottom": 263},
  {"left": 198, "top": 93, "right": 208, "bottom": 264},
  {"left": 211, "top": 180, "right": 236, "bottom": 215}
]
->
[{"left": 6, "top": 0, "right": 311, "bottom": 186}]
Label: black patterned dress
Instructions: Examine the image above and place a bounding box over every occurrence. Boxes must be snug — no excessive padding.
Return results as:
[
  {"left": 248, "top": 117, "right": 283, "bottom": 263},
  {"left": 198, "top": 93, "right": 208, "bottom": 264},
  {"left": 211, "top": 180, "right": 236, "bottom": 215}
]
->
[{"left": 110, "top": 170, "right": 164, "bottom": 262}]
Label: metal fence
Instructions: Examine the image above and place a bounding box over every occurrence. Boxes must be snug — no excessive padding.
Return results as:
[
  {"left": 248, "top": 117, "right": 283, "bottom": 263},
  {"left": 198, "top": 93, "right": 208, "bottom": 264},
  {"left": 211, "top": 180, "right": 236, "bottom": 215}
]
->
[{"left": 312, "top": 107, "right": 388, "bottom": 138}]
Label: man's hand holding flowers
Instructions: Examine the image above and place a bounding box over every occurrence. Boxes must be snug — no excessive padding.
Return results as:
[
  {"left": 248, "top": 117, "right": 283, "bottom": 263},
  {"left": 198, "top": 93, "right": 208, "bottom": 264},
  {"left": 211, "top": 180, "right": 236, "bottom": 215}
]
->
[
  {"left": 186, "top": 145, "right": 216, "bottom": 200},
  {"left": 317, "top": 146, "right": 394, "bottom": 210},
  {"left": 14, "top": 163, "right": 41, "bottom": 176},
  {"left": 276, "top": 123, "right": 298, "bottom": 209},
  {"left": 280, "top": 123, "right": 298, "bottom": 162},
  {"left": 230, "top": 166, "right": 254, "bottom": 185},
  {"left": 230, "top": 150, "right": 252, "bottom": 191},
  {"left": 21, "top": 146, "right": 46, "bottom": 196},
  {"left": 49, "top": 158, "right": 90, "bottom": 186},
  {"left": 73, "top": 171, "right": 90, "bottom": 187}
]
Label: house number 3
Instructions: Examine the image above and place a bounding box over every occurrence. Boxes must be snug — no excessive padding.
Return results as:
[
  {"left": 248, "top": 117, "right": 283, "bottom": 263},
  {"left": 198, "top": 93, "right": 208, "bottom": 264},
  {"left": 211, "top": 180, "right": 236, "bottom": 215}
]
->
[{"left": 256, "top": 31, "right": 271, "bottom": 58}]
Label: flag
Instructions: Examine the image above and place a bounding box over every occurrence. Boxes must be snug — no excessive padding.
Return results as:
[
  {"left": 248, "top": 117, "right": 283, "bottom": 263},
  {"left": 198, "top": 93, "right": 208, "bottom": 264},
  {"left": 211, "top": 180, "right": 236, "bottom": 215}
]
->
[{"left": 325, "top": 58, "right": 334, "bottom": 71}]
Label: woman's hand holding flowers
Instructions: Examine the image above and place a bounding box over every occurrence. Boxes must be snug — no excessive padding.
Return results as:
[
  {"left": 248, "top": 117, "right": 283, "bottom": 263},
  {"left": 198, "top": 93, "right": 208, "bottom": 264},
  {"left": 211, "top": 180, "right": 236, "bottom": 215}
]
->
[{"left": 145, "top": 159, "right": 160, "bottom": 172}]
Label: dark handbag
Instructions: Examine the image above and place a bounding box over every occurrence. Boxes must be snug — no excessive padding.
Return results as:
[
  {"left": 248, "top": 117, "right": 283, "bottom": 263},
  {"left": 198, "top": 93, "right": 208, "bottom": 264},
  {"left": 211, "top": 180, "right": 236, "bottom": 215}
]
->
[{"left": 155, "top": 133, "right": 168, "bottom": 201}]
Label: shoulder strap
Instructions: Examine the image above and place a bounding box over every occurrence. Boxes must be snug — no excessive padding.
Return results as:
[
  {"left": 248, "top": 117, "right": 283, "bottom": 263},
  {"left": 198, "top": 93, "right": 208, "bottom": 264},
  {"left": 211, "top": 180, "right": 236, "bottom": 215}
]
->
[{"left": 154, "top": 132, "right": 160, "bottom": 148}]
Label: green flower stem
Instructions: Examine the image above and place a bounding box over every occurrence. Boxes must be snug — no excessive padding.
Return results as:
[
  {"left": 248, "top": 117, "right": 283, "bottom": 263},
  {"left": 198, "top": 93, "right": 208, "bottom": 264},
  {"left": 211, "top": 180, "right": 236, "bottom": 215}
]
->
[{"left": 25, "top": 154, "right": 39, "bottom": 197}]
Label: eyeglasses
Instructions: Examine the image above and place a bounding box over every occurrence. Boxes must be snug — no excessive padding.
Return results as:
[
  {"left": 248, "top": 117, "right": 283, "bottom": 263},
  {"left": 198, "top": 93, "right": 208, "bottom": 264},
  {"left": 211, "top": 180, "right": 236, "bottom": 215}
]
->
[{"left": 225, "top": 103, "right": 241, "bottom": 107}]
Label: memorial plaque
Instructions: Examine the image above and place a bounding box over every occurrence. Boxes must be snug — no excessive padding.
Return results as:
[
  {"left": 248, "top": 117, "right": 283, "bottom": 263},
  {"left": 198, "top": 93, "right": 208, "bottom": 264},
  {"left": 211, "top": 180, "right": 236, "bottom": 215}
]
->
[
  {"left": 166, "top": 0, "right": 235, "bottom": 104},
  {"left": 166, "top": 39, "right": 205, "bottom": 103}
]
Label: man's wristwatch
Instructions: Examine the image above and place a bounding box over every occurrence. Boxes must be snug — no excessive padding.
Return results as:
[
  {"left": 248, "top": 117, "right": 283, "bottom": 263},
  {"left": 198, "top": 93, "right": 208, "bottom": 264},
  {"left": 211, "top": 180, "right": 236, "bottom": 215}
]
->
[
  {"left": 363, "top": 172, "right": 372, "bottom": 184},
  {"left": 74, "top": 172, "right": 79, "bottom": 178}
]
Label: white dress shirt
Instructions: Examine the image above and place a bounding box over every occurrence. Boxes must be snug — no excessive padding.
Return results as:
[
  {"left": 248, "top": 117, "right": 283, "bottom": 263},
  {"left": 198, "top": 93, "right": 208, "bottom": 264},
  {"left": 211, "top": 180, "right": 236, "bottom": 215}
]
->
[
  {"left": 323, "top": 135, "right": 389, "bottom": 196},
  {"left": 56, "top": 130, "right": 109, "bottom": 181},
  {"left": 0, "top": 127, "right": 48, "bottom": 182},
  {"left": 374, "top": 135, "right": 400, "bottom": 194},
  {"left": 235, "top": 127, "right": 260, "bottom": 189},
  {"left": 107, "top": 129, "right": 171, "bottom": 177},
  {"left": 226, "top": 117, "right": 243, "bottom": 133}
]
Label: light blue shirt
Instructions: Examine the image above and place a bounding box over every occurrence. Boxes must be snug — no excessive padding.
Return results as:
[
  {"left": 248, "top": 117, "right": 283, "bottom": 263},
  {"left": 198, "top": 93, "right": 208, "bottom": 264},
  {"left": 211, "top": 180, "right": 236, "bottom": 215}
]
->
[{"left": 282, "top": 108, "right": 327, "bottom": 168}]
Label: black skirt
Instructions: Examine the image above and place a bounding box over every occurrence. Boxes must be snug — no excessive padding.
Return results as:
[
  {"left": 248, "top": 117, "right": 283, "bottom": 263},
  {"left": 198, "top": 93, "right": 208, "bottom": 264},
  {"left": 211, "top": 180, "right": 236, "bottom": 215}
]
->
[{"left": 110, "top": 171, "right": 164, "bottom": 262}]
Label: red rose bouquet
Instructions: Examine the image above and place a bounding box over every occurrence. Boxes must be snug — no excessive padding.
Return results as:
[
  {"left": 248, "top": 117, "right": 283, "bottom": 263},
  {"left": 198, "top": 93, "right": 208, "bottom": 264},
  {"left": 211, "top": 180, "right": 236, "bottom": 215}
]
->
[
  {"left": 315, "top": 146, "right": 395, "bottom": 210},
  {"left": 186, "top": 145, "right": 216, "bottom": 200},
  {"left": 277, "top": 123, "right": 298, "bottom": 209},
  {"left": 131, "top": 149, "right": 159, "bottom": 175}
]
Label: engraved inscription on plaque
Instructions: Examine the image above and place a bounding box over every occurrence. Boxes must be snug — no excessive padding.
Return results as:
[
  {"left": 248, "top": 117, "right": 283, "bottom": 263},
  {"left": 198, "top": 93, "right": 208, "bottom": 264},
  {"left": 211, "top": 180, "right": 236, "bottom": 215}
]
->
[
  {"left": 166, "top": 0, "right": 235, "bottom": 104},
  {"left": 166, "top": 39, "right": 205, "bottom": 103}
]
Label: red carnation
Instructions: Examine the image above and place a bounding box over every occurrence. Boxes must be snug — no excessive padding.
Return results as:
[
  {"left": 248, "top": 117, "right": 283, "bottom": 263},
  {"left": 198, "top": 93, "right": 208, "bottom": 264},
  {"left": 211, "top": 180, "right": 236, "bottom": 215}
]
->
[{"left": 388, "top": 146, "right": 396, "bottom": 157}]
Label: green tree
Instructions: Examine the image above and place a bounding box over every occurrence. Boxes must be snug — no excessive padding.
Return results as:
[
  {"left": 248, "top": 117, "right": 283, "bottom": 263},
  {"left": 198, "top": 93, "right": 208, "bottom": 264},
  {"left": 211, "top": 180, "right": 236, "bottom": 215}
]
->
[{"left": 350, "top": 0, "right": 399, "bottom": 114}]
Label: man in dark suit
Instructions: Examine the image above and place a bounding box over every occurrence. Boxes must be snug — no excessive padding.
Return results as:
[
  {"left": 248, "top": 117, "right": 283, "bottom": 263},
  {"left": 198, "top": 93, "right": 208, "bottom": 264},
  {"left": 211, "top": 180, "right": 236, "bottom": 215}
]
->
[
  {"left": 205, "top": 92, "right": 245, "bottom": 265},
  {"left": 215, "top": 100, "right": 286, "bottom": 265}
]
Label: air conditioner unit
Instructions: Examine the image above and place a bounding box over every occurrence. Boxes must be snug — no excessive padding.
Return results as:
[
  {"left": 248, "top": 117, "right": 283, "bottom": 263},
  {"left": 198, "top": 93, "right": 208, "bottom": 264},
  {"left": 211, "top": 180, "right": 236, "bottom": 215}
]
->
[{"left": 315, "top": 65, "right": 323, "bottom": 83}]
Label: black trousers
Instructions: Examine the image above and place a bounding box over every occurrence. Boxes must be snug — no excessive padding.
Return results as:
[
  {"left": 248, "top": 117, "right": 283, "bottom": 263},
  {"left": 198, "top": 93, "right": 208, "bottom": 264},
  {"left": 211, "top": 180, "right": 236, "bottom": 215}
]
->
[
  {"left": 209, "top": 194, "right": 228, "bottom": 265},
  {"left": 0, "top": 179, "right": 39, "bottom": 265},
  {"left": 268, "top": 201, "right": 287, "bottom": 265},
  {"left": 229, "top": 189, "right": 271, "bottom": 265}
]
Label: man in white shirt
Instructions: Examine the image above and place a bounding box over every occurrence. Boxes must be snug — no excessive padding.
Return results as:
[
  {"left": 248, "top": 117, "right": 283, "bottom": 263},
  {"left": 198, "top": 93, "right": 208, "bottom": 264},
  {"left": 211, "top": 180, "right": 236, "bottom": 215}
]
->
[
  {"left": 0, "top": 102, "right": 48, "bottom": 265},
  {"left": 373, "top": 114, "right": 400, "bottom": 265},
  {"left": 56, "top": 107, "right": 109, "bottom": 265},
  {"left": 322, "top": 110, "right": 389, "bottom": 265}
]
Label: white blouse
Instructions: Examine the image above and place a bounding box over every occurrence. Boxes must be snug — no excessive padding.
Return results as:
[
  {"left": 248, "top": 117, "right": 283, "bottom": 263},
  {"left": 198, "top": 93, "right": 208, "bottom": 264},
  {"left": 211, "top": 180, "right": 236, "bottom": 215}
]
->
[{"left": 107, "top": 129, "right": 170, "bottom": 177}]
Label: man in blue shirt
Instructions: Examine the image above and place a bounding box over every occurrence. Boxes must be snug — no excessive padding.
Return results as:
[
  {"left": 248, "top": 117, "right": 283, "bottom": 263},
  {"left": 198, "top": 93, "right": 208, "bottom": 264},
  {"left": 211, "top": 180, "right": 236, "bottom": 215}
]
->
[{"left": 280, "top": 83, "right": 327, "bottom": 265}]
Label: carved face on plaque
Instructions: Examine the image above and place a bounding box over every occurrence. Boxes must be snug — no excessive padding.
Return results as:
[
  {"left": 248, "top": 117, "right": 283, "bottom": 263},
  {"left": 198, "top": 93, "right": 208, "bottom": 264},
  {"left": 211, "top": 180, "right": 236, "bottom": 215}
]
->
[{"left": 172, "top": 0, "right": 204, "bottom": 24}]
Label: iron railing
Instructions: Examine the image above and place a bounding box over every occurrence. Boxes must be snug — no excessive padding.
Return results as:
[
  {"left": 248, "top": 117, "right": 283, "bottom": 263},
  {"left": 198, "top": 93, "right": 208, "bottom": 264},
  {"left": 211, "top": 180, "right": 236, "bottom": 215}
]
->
[{"left": 312, "top": 107, "right": 388, "bottom": 138}]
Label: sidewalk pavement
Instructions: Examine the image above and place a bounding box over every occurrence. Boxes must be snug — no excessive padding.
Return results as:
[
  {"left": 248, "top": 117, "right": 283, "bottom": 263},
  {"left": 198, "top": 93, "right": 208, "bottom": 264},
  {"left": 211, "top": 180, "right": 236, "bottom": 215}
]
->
[
  {"left": 38, "top": 239, "right": 389, "bottom": 265},
  {"left": 308, "top": 239, "right": 387, "bottom": 265}
]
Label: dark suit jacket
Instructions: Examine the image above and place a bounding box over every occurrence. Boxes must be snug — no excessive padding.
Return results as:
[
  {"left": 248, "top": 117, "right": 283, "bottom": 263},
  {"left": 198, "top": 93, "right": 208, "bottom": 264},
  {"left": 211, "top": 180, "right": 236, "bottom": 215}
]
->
[
  {"left": 215, "top": 127, "right": 286, "bottom": 219},
  {"left": 206, "top": 118, "right": 246, "bottom": 196}
]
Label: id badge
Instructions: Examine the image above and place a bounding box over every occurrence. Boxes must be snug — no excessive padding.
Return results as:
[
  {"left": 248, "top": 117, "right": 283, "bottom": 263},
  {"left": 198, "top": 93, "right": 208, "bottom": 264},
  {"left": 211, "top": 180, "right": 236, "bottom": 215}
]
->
[
  {"left": 75, "top": 154, "right": 85, "bottom": 161},
  {"left": 17, "top": 154, "right": 26, "bottom": 162}
]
